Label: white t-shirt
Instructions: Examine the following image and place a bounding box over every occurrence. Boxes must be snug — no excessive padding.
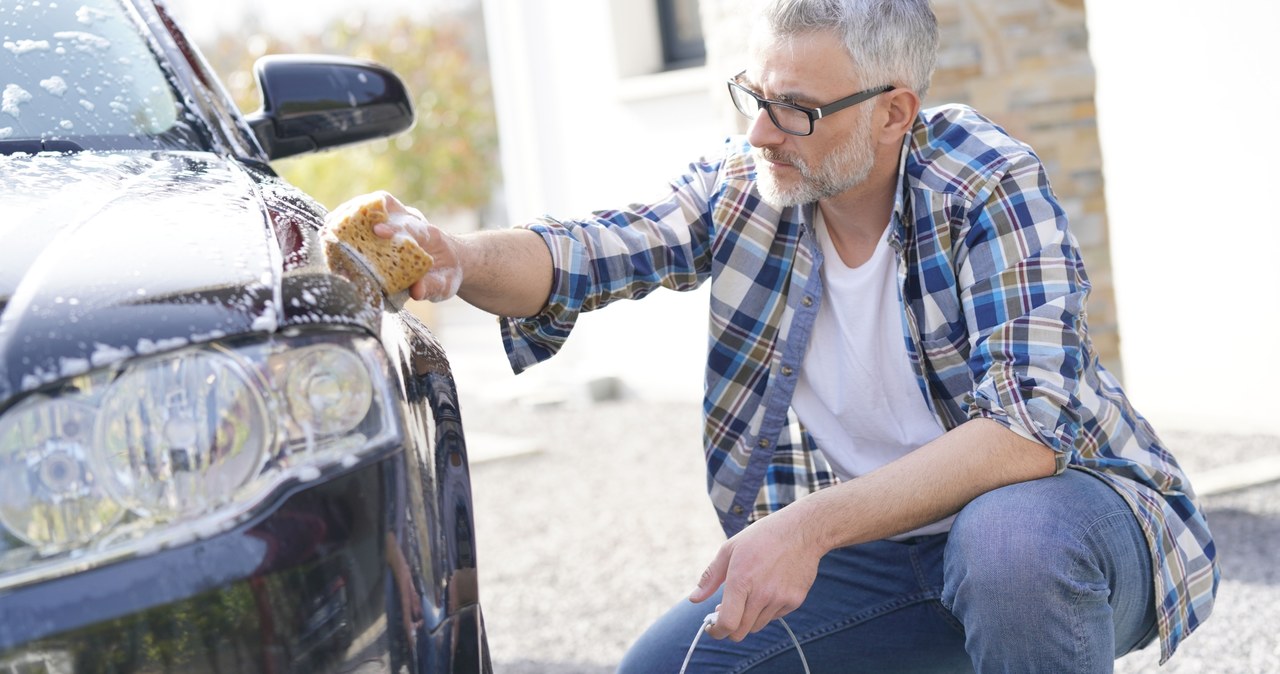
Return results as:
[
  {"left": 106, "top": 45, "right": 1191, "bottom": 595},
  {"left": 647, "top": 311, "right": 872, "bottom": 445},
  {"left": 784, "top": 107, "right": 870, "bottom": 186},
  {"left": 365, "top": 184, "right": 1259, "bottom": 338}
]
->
[{"left": 792, "top": 211, "right": 953, "bottom": 538}]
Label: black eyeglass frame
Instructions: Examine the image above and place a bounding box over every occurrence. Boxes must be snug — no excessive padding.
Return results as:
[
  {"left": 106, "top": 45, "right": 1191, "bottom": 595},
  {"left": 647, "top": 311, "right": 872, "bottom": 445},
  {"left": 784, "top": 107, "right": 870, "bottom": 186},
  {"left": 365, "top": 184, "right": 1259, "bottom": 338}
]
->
[{"left": 727, "top": 70, "right": 895, "bottom": 137}]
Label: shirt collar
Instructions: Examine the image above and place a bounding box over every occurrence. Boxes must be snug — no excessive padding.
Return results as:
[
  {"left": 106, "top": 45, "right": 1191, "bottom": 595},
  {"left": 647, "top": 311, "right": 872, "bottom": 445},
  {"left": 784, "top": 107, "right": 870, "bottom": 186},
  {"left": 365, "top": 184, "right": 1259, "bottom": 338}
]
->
[{"left": 888, "top": 132, "right": 912, "bottom": 251}]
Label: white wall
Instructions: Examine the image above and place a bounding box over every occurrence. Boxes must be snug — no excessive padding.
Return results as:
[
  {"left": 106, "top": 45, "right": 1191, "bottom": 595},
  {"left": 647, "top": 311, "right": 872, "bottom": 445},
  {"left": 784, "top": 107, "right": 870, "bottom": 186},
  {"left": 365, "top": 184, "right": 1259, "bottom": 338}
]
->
[
  {"left": 482, "top": 0, "right": 724, "bottom": 218},
  {"left": 1087, "top": 0, "right": 1280, "bottom": 434},
  {"left": 478, "top": 0, "right": 726, "bottom": 402}
]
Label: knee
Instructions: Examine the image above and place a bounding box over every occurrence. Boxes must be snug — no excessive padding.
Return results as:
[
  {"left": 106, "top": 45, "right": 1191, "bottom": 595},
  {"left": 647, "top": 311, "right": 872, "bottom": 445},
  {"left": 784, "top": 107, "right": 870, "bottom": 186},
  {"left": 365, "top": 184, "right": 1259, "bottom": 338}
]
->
[
  {"left": 941, "top": 479, "right": 1090, "bottom": 612},
  {"left": 616, "top": 598, "right": 718, "bottom": 674},
  {"left": 940, "top": 478, "right": 1139, "bottom": 670}
]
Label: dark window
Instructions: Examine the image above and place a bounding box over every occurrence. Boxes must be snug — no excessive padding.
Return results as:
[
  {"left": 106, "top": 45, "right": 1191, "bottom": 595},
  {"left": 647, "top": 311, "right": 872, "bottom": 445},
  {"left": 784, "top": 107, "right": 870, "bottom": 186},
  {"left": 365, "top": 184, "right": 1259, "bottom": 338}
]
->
[{"left": 656, "top": 0, "right": 706, "bottom": 69}]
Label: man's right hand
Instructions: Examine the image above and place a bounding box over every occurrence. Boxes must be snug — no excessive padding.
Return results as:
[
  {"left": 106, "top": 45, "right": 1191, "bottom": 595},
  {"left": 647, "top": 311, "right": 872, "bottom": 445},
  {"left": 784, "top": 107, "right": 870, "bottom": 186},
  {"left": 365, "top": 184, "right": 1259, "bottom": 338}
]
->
[
  {"left": 338, "top": 190, "right": 553, "bottom": 317},
  {"left": 360, "top": 191, "right": 465, "bottom": 302}
]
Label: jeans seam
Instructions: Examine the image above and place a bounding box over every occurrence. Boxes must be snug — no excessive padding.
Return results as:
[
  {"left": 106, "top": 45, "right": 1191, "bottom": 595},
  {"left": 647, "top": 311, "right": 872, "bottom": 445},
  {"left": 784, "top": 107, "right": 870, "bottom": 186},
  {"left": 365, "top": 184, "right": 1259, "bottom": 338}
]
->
[
  {"left": 910, "top": 538, "right": 966, "bottom": 635},
  {"left": 1069, "top": 509, "right": 1139, "bottom": 669},
  {"left": 731, "top": 592, "right": 941, "bottom": 673}
]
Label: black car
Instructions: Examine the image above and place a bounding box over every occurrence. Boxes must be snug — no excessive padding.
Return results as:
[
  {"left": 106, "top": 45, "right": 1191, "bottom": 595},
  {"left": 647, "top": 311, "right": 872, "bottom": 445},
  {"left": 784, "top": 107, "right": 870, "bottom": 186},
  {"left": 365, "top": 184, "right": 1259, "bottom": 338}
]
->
[{"left": 0, "top": 0, "right": 491, "bottom": 671}]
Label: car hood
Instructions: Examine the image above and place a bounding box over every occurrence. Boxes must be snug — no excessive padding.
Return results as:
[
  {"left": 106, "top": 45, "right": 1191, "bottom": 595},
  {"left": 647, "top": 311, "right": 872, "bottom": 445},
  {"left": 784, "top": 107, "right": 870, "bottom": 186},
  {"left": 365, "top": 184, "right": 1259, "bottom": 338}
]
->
[{"left": 0, "top": 151, "right": 383, "bottom": 401}]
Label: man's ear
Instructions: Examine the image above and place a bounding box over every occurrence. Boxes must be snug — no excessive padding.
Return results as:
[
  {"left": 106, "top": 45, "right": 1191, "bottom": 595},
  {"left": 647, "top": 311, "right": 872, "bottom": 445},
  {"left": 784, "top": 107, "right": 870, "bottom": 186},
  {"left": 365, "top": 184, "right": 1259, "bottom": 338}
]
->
[{"left": 877, "top": 88, "right": 920, "bottom": 145}]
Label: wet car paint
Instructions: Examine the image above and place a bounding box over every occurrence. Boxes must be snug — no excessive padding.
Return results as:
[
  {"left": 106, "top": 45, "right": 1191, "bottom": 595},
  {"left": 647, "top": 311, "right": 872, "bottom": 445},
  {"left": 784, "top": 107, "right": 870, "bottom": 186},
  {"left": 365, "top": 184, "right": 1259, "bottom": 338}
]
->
[
  {"left": 0, "top": 1, "right": 491, "bottom": 671},
  {"left": 0, "top": 151, "right": 382, "bottom": 398},
  {"left": 0, "top": 342, "right": 487, "bottom": 672}
]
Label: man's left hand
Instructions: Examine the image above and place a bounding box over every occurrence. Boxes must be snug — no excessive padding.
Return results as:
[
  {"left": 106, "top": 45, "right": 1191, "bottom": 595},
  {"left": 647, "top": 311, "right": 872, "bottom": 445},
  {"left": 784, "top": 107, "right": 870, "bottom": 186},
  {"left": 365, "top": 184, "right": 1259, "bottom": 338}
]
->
[{"left": 689, "top": 506, "right": 826, "bottom": 641}]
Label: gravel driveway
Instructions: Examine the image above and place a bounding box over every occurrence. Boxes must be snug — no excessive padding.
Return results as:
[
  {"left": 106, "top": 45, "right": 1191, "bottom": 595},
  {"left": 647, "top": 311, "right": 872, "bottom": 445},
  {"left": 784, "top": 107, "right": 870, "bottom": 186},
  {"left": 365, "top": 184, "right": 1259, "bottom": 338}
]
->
[{"left": 460, "top": 394, "right": 1280, "bottom": 674}]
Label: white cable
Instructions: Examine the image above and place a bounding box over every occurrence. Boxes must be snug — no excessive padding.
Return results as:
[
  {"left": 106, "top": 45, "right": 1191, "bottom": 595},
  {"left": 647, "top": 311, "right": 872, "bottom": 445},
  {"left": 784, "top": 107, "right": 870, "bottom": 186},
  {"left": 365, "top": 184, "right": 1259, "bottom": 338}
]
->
[
  {"left": 678, "top": 612, "right": 810, "bottom": 674},
  {"left": 778, "top": 617, "right": 811, "bottom": 674},
  {"left": 676, "top": 613, "right": 712, "bottom": 674}
]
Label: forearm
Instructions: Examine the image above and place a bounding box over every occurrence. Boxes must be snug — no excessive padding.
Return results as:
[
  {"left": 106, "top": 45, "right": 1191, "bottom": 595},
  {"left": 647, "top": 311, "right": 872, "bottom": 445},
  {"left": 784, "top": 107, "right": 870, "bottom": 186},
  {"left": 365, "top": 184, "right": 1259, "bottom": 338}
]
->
[
  {"left": 793, "top": 418, "right": 1058, "bottom": 553},
  {"left": 453, "top": 228, "right": 553, "bottom": 318}
]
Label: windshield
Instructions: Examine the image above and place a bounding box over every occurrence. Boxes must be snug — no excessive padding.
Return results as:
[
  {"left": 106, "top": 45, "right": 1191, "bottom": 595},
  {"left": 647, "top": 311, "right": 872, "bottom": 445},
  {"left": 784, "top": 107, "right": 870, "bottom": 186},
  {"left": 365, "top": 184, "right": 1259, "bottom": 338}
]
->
[{"left": 1, "top": 0, "right": 205, "bottom": 152}]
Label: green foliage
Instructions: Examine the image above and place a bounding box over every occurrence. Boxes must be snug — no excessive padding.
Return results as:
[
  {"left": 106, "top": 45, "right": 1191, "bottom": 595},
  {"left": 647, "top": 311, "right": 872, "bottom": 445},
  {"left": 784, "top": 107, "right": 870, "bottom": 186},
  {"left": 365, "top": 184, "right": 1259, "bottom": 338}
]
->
[{"left": 201, "top": 12, "right": 499, "bottom": 213}]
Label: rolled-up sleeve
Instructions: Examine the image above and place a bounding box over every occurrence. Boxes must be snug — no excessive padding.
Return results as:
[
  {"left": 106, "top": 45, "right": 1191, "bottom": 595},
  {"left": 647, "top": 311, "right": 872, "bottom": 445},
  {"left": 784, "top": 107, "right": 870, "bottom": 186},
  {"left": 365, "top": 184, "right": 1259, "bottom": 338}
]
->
[
  {"left": 959, "top": 152, "right": 1090, "bottom": 469},
  {"left": 500, "top": 153, "right": 727, "bottom": 374}
]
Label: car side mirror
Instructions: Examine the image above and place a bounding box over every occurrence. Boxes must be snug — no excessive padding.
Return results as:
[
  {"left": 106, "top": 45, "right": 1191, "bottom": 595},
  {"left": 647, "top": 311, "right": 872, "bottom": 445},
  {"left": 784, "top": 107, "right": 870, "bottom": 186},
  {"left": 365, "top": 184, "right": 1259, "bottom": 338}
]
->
[{"left": 246, "top": 55, "right": 415, "bottom": 161}]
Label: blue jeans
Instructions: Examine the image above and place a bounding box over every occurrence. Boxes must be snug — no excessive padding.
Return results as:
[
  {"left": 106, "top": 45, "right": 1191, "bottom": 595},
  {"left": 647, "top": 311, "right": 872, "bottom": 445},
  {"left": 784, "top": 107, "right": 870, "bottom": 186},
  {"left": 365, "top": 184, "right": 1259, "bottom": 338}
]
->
[{"left": 617, "top": 469, "right": 1157, "bottom": 673}]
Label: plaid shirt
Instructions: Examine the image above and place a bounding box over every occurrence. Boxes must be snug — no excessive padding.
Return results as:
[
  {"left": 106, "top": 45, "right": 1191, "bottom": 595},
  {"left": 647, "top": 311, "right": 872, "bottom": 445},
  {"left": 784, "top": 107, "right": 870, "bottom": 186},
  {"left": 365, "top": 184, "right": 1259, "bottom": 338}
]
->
[{"left": 500, "top": 104, "right": 1217, "bottom": 662}]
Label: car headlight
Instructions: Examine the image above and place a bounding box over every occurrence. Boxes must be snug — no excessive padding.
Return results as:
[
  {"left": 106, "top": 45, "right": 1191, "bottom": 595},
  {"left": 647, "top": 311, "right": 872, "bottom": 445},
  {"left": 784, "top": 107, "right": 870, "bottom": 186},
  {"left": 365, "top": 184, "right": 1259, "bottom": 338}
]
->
[
  {"left": 95, "top": 349, "right": 272, "bottom": 521},
  {"left": 0, "top": 331, "right": 400, "bottom": 589},
  {"left": 0, "top": 398, "right": 124, "bottom": 552},
  {"left": 284, "top": 344, "right": 373, "bottom": 438}
]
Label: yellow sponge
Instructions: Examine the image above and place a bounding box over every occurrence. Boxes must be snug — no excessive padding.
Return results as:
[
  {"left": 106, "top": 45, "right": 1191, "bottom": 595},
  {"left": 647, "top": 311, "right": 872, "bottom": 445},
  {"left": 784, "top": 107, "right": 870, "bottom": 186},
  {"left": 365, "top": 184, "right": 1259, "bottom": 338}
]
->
[{"left": 324, "top": 194, "right": 434, "bottom": 295}]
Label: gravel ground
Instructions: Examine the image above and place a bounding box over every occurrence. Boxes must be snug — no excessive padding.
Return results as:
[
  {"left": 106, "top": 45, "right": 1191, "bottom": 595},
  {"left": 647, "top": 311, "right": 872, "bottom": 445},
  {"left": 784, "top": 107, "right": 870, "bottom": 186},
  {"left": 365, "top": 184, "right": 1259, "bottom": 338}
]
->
[{"left": 459, "top": 395, "right": 1280, "bottom": 674}]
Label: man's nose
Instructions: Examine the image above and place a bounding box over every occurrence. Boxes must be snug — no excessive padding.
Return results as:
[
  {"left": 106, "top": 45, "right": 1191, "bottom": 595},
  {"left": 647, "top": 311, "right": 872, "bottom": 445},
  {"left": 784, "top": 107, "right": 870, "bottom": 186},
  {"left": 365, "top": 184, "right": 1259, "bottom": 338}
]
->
[{"left": 746, "top": 105, "right": 789, "bottom": 149}]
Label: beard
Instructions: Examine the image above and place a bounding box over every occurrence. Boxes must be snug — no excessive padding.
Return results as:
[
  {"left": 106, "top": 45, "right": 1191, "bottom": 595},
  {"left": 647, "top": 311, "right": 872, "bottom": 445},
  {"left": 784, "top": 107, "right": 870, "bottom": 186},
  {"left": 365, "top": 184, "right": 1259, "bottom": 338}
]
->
[{"left": 754, "top": 111, "right": 876, "bottom": 208}]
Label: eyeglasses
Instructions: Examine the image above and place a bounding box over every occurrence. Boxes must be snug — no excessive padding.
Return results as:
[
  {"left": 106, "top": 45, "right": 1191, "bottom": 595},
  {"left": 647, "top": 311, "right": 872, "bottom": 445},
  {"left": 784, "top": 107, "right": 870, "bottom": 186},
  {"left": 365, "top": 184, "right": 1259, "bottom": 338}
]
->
[{"left": 727, "top": 71, "right": 894, "bottom": 137}]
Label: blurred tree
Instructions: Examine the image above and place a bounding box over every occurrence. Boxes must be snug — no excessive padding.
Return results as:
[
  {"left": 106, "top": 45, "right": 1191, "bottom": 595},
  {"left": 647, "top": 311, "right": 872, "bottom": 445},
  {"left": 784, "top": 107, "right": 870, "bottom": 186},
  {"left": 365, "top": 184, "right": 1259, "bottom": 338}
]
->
[{"left": 201, "top": 11, "right": 499, "bottom": 217}]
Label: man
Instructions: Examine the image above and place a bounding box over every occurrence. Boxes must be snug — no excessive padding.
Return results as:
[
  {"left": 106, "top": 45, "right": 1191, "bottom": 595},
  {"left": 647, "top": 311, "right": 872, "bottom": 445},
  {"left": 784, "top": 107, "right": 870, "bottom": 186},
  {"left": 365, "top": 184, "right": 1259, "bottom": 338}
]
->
[{"left": 357, "top": 1, "right": 1217, "bottom": 670}]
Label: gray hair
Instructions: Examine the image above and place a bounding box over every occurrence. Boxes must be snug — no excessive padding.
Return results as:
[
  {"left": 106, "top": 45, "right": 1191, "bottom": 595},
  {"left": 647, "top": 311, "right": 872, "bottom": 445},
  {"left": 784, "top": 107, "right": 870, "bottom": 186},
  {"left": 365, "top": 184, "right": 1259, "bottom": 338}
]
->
[{"left": 759, "top": 0, "right": 939, "bottom": 98}]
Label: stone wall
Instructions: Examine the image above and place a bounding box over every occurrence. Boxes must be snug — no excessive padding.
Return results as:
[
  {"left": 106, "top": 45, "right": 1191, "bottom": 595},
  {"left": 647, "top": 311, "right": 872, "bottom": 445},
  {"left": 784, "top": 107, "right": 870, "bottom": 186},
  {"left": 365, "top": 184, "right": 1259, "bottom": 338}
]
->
[{"left": 699, "top": 0, "right": 1121, "bottom": 375}]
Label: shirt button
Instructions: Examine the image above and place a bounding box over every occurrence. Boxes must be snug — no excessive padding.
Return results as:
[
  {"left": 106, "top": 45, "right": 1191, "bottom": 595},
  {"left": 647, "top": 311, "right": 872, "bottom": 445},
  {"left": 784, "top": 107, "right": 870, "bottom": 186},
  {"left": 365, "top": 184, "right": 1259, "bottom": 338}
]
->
[
  {"left": 731, "top": 505, "right": 745, "bottom": 515},
  {"left": 757, "top": 438, "right": 771, "bottom": 448},
  {"left": 781, "top": 366, "right": 794, "bottom": 377},
  {"left": 802, "top": 296, "right": 814, "bottom": 307}
]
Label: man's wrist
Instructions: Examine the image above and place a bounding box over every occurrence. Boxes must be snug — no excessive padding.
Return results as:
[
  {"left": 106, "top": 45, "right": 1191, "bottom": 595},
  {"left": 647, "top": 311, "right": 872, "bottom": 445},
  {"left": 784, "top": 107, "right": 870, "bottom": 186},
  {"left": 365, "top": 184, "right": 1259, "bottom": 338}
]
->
[{"left": 784, "top": 495, "right": 841, "bottom": 559}]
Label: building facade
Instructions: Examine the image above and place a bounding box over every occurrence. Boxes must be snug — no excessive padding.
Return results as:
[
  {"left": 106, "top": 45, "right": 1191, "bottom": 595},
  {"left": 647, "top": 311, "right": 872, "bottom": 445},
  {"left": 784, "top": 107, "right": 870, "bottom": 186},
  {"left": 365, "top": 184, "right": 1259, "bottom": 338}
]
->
[{"left": 481, "top": 0, "right": 1280, "bottom": 434}]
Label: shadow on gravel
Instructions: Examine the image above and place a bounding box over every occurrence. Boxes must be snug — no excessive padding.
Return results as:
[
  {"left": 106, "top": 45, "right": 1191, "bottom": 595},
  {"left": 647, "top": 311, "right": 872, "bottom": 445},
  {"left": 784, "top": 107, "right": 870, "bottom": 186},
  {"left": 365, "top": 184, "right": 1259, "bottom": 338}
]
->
[
  {"left": 495, "top": 660, "right": 613, "bottom": 674},
  {"left": 1204, "top": 506, "right": 1280, "bottom": 585}
]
